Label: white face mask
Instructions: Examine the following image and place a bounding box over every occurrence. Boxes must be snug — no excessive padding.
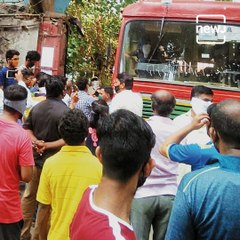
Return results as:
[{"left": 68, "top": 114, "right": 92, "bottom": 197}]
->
[
  {"left": 142, "top": 44, "right": 151, "bottom": 58},
  {"left": 191, "top": 97, "right": 212, "bottom": 115}
]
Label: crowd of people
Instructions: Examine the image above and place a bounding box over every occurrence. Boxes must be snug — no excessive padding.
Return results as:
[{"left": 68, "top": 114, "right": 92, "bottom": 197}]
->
[{"left": 0, "top": 49, "right": 240, "bottom": 240}]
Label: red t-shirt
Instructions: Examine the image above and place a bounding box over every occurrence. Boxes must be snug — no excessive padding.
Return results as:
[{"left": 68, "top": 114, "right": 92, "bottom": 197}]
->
[
  {"left": 70, "top": 186, "right": 136, "bottom": 240},
  {"left": 0, "top": 119, "right": 34, "bottom": 223}
]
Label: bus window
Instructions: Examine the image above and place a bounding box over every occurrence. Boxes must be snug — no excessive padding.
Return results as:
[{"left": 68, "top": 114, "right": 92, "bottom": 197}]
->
[{"left": 120, "top": 20, "right": 240, "bottom": 89}]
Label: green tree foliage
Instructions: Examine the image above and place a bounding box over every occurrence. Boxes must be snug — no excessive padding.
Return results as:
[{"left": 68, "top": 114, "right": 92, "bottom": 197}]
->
[
  {"left": 67, "top": 0, "right": 137, "bottom": 85},
  {"left": 66, "top": 0, "right": 233, "bottom": 84}
]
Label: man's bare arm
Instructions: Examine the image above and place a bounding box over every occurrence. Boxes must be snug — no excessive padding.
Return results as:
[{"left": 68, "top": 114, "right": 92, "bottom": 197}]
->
[
  {"left": 35, "top": 203, "right": 51, "bottom": 240},
  {"left": 20, "top": 166, "right": 33, "bottom": 182},
  {"left": 34, "top": 139, "right": 65, "bottom": 155},
  {"left": 25, "top": 129, "right": 65, "bottom": 155},
  {"left": 160, "top": 114, "right": 209, "bottom": 157}
]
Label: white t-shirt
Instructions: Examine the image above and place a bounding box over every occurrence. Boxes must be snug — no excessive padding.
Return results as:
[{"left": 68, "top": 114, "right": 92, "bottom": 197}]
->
[
  {"left": 174, "top": 110, "right": 211, "bottom": 145},
  {"left": 109, "top": 90, "right": 143, "bottom": 117},
  {"left": 18, "top": 80, "right": 36, "bottom": 109},
  {"left": 62, "top": 93, "right": 71, "bottom": 107}
]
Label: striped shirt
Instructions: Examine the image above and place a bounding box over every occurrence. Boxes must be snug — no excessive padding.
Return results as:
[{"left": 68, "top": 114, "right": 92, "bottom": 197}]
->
[{"left": 75, "top": 91, "right": 94, "bottom": 120}]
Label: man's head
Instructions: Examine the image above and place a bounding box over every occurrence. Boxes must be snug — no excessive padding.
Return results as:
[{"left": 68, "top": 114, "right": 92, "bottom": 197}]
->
[
  {"left": 151, "top": 90, "right": 176, "bottom": 117},
  {"left": 59, "top": 109, "right": 88, "bottom": 146},
  {"left": 64, "top": 80, "right": 73, "bottom": 96},
  {"left": 100, "top": 86, "right": 113, "bottom": 103},
  {"left": 22, "top": 69, "right": 36, "bottom": 88},
  {"left": 114, "top": 72, "right": 133, "bottom": 93},
  {"left": 3, "top": 84, "right": 27, "bottom": 119},
  {"left": 76, "top": 78, "right": 89, "bottom": 91},
  {"left": 96, "top": 109, "right": 155, "bottom": 185},
  {"left": 190, "top": 85, "right": 213, "bottom": 101},
  {"left": 209, "top": 99, "right": 240, "bottom": 152},
  {"left": 25, "top": 51, "right": 41, "bottom": 68},
  {"left": 142, "top": 40, "right": 151, "bottom": 59},
  {"left": 190, "top": 85, "right": 213, "bottom": 115},
  {"left": 159, "top": 45, "right": 165, "bottom": 52},
  {"left": 45, "top": 75, "right": 66, "bottom": 99},
  {"left": 91, "top": 77, "right": 99, "bottom": 91},
  {"left": 6, "top": 49, "right": 20, "bottom": 69},
  {"left": 206, "top": 103, "right": 216, "bottom": 135},
  {"left": 89, "top": 99, "right": 109, "bottom": 129},
  {"left": 36, "top": 72, "right": 51, "bottom": 88}
]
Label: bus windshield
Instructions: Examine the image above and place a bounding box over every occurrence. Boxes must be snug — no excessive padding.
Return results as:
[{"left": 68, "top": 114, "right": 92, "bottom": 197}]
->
[{"left": 120, "top": 20, "right": 240, "bottom": 89}]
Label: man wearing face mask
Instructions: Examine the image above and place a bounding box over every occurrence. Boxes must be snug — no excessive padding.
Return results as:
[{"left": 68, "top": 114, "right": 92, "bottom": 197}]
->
[
  {"left": 131, "top": 90, "right": 179, "bottom": 240},
  {"left": 173, "top": 85, "right": 213, "bottom": 181},
  {"left": 70, "top": 109, "right": 155, "bottom": 240},
  {"left": 109, "top": 72, "right": 143, "bottom": 117},
  {"left": 165, "top": 99, "right": 240, "bottom": 240},
  {"left": 174, "top": 85, "right": 213, "bottom": 145}
]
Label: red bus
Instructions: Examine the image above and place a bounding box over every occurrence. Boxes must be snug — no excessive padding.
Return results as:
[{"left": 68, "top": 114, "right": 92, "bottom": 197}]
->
[{"left": 113, "top": 0, "right": 240, "bottom": 117}]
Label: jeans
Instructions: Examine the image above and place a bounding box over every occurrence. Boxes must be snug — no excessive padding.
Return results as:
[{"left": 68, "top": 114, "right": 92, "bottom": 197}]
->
[
  {"left": 21, "top": 167, "right": 42, "bottom": 240},
  {"left": 131, "top": 195, "right": 175, "bottom": 240}
]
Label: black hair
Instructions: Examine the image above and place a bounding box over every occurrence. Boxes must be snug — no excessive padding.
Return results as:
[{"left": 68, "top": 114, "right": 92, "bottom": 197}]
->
[
  {"left": 211, "top": 99, "right": 240, "bottom": 147},
  {"left": 56, "top": 75, "right": 67, "bottom": 86},
  {"left": 190, "top": 85, "right": 213, "bottom": 99},
  {"left": 35, "top": 72, "right": 51, "bottom": 87},
  {"left": 151, "top": 91, "right": 176, "bottom": 117},
  {"left": 59, "top": 109, "right": 89, "bottom": 145},
  {"left": 117, "top": 72, "right": 133, "bottom": 90},
  {"left": 206, "top": 103, "right": 216, "bottom": 134},
  {"left": 97, "top": 109, "right": 155, "bottom": 183},
  {"left": 5, "top": 49, "right": 20, "bottom": 61},
  {"left": 142, "top": 38, "right": 151, "bottom": 45},
  {"left": 91, "top": 76, "right": 98, "bottom": 82},
  {"left": 3, "top": 84, "right": 27, "bottom": 115},
  {"left": 45, "top": 75, "right": 66, "bottom": 98},
  {"left": 207, "top": 103, "right": 216, "bottom": 117},
  {"left": 21, "top": 69, "right": 34, "bottom": 79},
  {"left": 76, "top": 78, "right": 89, "bottom": 90},
  {"left": 89, "top": 99, "right": 109, "bottom": 129},
  {"left": 26, "top": 51, "right": 41, "bottom": 61},
  {"left": 4, "top": 84, "right": 27, "bottom": 101},
  {"left": 102, "top": 86, "right": 114, "bottom": 99}
]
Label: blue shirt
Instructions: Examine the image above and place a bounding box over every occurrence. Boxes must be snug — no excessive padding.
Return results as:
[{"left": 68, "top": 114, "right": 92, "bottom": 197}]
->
[
  {"left": 0, "top": 66, "right": 17, "bottom": 88},
  {"left": 165, "top": 154, "right": 240, "bottom": 240},
  {"left": 167, "top": 143, "right": 219, "bottom": 170}
]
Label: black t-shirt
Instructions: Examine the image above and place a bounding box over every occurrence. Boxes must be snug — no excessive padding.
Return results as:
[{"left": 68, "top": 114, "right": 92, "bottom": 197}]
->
[{"left": 23, "top": 98, "right": 69, "bottom": 168}]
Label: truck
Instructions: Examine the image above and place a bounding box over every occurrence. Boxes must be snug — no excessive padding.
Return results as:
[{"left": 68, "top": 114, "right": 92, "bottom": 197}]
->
[{"left": 113, "top": 0, "right": 240, "bottom": 118}]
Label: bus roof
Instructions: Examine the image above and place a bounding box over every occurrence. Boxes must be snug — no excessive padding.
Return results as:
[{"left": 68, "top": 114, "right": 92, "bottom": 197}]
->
[{"left": 123, "top": 1, "right": 240, "bottom": 23}]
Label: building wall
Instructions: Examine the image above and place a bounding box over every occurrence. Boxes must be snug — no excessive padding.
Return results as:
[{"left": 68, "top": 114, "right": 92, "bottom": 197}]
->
[{"left": 0, "top": 15, "right": 40, "bottom": 68}]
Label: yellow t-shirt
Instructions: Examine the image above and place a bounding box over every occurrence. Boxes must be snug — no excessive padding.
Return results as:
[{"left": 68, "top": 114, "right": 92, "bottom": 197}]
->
[{"left": 37, "top": 145, "right": 102, "bottom": 240}]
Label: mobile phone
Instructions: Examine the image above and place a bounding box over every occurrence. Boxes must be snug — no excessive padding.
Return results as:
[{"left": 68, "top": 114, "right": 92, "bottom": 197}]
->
[{"left": 6, "top": 70, "right": 17, "bottom": 78}]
